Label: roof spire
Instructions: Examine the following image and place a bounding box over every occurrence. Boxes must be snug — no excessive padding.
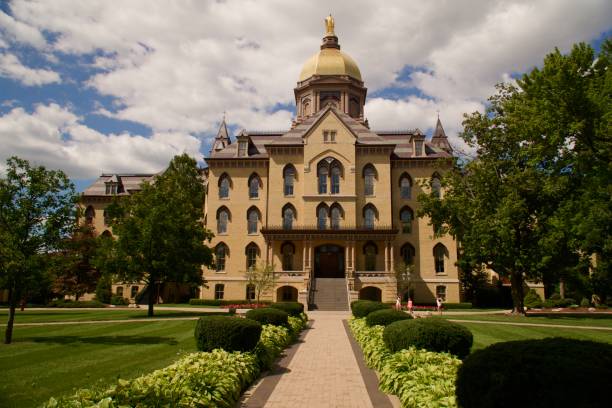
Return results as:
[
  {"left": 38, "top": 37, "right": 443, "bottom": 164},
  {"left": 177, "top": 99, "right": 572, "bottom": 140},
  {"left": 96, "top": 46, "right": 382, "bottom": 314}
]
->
[
  {"left": 211, "top": 114, "right": 230, "bottom": 152},
  {"left": 321, "top": 15, "right": 340, "bottom": 50},
  {"left": 325, "top": 14, "right": 335, "bottom": 35},
  {"left": 431, "top": 114, "right": 453, "bottom": 153}
]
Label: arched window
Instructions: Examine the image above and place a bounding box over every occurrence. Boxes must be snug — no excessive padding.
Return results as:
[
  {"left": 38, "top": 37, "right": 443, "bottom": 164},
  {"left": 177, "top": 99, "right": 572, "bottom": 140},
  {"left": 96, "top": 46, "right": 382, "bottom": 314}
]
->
[
  {"left": 401, "top": 243, "right": 416, "bottom": 265},
  {"left": 246, "top": 284, "right": 256, "bottom": 301},
  {"left": 282, "top": 242, "right": 295, "bottom": 271},
  {"left": 364, "top": 242, "right": 377, "bottom": 271},
  {"left": 283, "top": 165, "right": 295, "bottom": 196},
  {"left": 217, "top": 207, "right": 230, "bottom": 234},
  {"left": 85, "top": 206, "right": 95, "bottom": 225},
  {"left": 116, "top": 286, "right": 123, "bottom": 297},
  {"left": 282, "top": 204, "right": 296, "bottom": 230},
  {"left": 103, "top": 209, "right": 110, "bottom": 226},
  {"left": 247, "top": 207, "right": 260, "bottom": 234},
  {"left": 248, "top": 173, "right": 261, "bottom": 199},
  {"left": 330, "top": 203, "right": 343, "bottom": 230},
  {"left": 432, "top": 173, "right": 442, "bottom": 199},
  {"left": 246, "top": 243, "right": 260, "bottom": 270},
  {"left": 318, "top": 164, "right": 328, "bottom": 194},
  {"left": 317, "top": 204, "right": 329, "bottom": 230},
  {"left": 434, "top": 243, "right": 447, "bottom": 274},
  {"left": 363, "top": 164, "right": 377, "bottom": 196},
  {"left": 363, "top": 204, "right": 377, "bottom": 229},
  {"left": 214, "top": 283, "right": 225, "bottom": 300},
  {"left": 215, "top": 243, "right": 228, "bottom": 272},
  {"left": 101, "top": 230, "right": 112, "bottom": 239},
  {"left": 218, "top": 173, "right": 231, "bottom": 199},
  {"left": 400, "top": 173, "right": 412, "bottom": 199},
  {"left": 277, "top": 286, "right": 298, "bottom": 301},
  {"left": 400, "top": 206, "right": 414, "bottom": 234},
  {"left": 331, "top": 164, "right": 341, "bottom": 194},
  {"left": 436, "top": 285, "right": 447, "bottom": 301}
]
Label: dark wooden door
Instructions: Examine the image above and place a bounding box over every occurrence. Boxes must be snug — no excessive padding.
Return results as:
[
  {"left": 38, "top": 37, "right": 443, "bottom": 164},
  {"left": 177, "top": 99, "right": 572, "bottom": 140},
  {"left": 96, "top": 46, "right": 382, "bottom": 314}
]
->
[{"left": 314, "top": 245, "right": 345, "bottom": 278}]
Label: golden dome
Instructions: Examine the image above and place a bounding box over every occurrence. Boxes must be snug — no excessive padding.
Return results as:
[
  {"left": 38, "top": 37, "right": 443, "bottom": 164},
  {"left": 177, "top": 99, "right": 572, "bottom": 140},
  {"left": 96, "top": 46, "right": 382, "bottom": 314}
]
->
[{"left": 299, "top": 47, "right": 362, "bottom": 82}]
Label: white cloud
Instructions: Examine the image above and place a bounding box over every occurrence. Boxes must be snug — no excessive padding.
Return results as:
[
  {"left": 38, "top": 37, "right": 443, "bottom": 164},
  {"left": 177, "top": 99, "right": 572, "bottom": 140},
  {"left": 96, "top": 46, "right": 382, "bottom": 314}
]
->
[
  {"left": 0, "top": 10, "right": 47, "bottom": 49},
  {"left": 0, "top": 52, "right": 60, "bottom": 86},
  {"left": 0, "top": 103, "right": 202, "bottom": 178}
]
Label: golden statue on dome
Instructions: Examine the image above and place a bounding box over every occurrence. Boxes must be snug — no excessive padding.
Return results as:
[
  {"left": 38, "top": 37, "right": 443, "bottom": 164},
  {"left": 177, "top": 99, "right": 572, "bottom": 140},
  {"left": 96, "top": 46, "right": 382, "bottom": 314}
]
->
[{"left": 325, "top": 14, "right": 335, "bottom": 35}]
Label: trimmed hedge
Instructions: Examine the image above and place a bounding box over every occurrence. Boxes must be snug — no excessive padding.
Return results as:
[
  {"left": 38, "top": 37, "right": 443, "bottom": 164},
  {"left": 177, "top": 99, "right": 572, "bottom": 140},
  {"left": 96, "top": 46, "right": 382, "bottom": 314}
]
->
[
  {"left": 269, "top": 302, "right": 304, "bottom": 316},
  {"left": 245, "top": 307, "right": 289, "bottom": 326},
  {"left": 366, "top": 309, "right": 412, "bottom": 326},
  {"left": 351, "top": 300, "right": 388, "bottom": 318},
  {"left": 195, "top": 315, "right": 262, "bottom": 352},
  {"left": 189, "top": 298, "right": 272, "bottom": 306},
  {"left": 47, "top": 299, "right": 106, "bottom": 308},
  {"left": 383, "top": 318, "right": 473, "bottom": 358},
  {"left": 456, "top": 338, "right": 612, "bottom": 408},
  {"left": 524, "top": 289, "right": 543, "bottom": 308}
]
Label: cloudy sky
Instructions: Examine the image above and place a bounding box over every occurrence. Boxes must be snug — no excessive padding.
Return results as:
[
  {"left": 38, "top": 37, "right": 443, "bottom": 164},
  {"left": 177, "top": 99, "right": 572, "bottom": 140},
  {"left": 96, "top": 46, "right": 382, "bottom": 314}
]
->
[{"left": 1, "top": 0, "right": 610, "bottom": 190}]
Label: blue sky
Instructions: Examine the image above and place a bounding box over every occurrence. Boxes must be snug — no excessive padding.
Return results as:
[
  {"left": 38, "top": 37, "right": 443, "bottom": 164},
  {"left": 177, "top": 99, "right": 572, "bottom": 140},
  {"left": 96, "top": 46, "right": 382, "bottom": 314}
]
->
[{"left": 0, "top": 0, "right": 610, "bottom": 191}]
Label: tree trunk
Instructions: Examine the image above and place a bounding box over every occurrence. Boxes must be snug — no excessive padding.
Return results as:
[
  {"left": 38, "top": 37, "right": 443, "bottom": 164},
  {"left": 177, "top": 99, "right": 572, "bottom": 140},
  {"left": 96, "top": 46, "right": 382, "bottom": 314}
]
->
[
  {"left": 147, "top": 280, "right": 155, "bottom": 317},
  {"left": 559, "top": 279, "right": 565, "bottom": 299},
  {"left": 4, "top": 285, "right": 16, "bottom": 344},
  {"left": 510, "top": 271, "right": 526, "bottom": 315}
]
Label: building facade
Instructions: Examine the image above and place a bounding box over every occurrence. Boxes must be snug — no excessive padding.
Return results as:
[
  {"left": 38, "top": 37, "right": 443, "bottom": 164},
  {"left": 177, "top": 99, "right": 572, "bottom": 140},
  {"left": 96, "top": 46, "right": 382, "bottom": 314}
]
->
[{"left": 81, "top": 18, "right": 461, "bottom": 306}]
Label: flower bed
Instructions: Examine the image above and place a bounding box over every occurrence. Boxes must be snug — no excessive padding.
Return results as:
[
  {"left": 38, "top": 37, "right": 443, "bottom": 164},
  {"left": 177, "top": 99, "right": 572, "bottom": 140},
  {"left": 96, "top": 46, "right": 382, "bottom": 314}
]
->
[
  {"left": 44, "top": 314, "right": 308, "bottom": 407},
  {"left": 349, "top": 317, "right": 461, "bottom": 408}
]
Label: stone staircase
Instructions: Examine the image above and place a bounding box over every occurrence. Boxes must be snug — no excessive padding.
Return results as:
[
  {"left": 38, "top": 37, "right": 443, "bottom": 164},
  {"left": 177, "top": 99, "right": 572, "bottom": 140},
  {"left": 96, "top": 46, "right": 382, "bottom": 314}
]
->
[{"left": 311, "top": 278, "right": 349, "bottom": 311}]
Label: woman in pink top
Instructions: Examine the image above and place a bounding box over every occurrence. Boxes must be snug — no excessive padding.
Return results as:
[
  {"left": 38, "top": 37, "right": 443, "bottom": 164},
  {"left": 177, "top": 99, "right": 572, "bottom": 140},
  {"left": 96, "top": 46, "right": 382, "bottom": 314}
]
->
[{"left": 407, "top": 298, "right": 413, "bottom": 314}]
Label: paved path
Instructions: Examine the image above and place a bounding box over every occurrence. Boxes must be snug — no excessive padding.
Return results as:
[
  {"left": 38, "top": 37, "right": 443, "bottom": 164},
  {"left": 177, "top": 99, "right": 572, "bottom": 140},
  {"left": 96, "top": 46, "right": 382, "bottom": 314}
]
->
[{"left": 243, "top": 311, "right": 394, "bottom": 408}]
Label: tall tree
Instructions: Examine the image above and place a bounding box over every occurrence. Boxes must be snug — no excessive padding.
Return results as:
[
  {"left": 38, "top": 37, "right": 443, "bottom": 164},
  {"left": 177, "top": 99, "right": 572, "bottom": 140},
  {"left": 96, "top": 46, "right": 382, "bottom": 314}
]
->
[
  {"left": 0, "top": 157, "right": 77, "bottom": 344},
  {"left": 418, "top": 39, "right": 611, "bottom": 313},
  {"left": 98, "top": 154, "right": 214, "bottom": 316}
]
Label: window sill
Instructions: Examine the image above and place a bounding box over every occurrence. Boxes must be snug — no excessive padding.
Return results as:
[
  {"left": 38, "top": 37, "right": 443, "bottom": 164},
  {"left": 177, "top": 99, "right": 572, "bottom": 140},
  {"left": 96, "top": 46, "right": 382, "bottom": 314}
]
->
[
  {"left": 248, "top": 233, "right": 259, "bottom": 236},
  {"left": 217, "top": 233, "right": 228, "bottom": 236},
  {"left": 214, "top": 271, "right": 227, "bottom": 274},
  {"left": 284, "top": 195, "right": 295, "bottom": 198},
  {"left": 219, "top": 197, "right": 230, "bottom": 200},
  {"left": 249, "top": 197, "right": 260, "bottom": 200}
]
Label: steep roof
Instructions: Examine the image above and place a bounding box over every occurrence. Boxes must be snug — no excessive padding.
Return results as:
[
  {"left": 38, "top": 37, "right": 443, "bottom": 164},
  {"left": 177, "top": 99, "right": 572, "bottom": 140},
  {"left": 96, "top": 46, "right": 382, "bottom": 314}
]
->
[{"left": 82, "top": 174, "right": 155, "bottom": 197}]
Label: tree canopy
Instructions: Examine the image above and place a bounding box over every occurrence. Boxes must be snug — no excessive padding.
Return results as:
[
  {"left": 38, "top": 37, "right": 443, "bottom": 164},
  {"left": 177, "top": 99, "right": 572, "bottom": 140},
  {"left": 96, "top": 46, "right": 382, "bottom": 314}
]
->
[
  {"left": 0, "top": 156, "right": 77, "bottom": 343},
  {"left": 98, "top": 154, "right": 214, "bottom": 316},
  {"left": 418, "top": 38, "right": 611, "bottom": 312}
]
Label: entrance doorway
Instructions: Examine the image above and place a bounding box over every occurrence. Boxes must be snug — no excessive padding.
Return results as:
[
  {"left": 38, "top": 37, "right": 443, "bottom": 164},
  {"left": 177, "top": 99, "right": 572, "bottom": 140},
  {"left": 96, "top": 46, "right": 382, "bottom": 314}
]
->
[{"left": 314, "top": 245, "right": 345, "bottom": 278}]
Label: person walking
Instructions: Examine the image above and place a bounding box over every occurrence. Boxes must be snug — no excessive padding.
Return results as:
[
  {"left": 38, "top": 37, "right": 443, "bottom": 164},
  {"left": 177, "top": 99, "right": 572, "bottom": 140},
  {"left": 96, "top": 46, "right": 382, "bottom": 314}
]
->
[
  {"left": 395, "top": 296, "right": 402, "bottom": 311},
  {"left": 436, "top": 297, "right": 443, "bottom": 315},
  {"left": 407, "top": 297, "right": 413, "bottom": 315}
]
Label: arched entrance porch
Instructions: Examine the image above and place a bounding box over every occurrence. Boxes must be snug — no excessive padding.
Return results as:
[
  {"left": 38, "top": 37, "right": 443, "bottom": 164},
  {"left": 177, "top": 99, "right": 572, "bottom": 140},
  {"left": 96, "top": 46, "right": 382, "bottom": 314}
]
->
[{"left": 314, "top": 244, "right": 345, "bottom": 278}]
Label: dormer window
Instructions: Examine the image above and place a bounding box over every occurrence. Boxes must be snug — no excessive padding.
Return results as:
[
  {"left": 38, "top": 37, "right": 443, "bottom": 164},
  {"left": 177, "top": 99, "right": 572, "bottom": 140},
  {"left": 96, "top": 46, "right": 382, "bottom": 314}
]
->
[
  {"left": 238, "top": 141, "right": 248, "bottom": 157},
  {"left": 323, "top": 130, "right": 336, "bottom": 143},
  {"left": 105, "top": 183, "right": 118, "bottom": 195}
]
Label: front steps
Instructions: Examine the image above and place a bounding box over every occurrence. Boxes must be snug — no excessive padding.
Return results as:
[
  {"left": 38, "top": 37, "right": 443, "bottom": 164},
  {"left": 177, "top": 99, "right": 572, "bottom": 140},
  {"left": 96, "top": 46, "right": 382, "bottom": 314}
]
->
[{"left": 311, "top": 278, "right": 349, "bottom": 311}]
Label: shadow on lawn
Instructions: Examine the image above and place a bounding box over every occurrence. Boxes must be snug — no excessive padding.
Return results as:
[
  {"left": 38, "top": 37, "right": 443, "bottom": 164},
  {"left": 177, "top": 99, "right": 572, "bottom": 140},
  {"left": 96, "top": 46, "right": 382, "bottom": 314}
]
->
[{"left": 19, "top": 335, "right": 179, "bottom": 345}]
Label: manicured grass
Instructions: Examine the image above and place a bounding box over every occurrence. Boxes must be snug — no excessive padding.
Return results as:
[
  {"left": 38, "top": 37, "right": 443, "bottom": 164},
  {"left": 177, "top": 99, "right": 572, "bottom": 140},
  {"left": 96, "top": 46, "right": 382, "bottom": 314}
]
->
[
  {"left": 456, "top": 321, "right": 612, "bottom": 351},
  {"left": 0, "top": 320, "right": 198, "bottom": 408},
  {"left": 445, "top": 314, "right": 612, "bottom": 327},
  {"left": 0, "top": 308, "right": 226, "bottom": 324}
]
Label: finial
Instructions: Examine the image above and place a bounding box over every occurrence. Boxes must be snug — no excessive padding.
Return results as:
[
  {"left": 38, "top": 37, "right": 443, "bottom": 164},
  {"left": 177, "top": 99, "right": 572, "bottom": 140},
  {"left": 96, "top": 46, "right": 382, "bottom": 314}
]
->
[
  {"left": 436, "top": 109, "right": 440, "bottom": 119},
  {"left": 325, "top": 14, "right": 335, "bottom": 35}
]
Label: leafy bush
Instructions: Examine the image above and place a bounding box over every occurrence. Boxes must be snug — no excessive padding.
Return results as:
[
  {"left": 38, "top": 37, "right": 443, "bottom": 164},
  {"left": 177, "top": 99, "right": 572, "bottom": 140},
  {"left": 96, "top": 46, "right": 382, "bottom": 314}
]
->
[
  {"left": 523, "top": 289, "right": 543, "bottom": 308},
  {"left": 94, "top": 276, "right": 112, "bottom": 304},
  {"left": 189, "top": 298, "right": 271, "bottom": 306},
  {"left": 110, "top": 295, "right": 129, "bottom": 306},
  {"left": 194, "top": 316, "right": 262, "bottom": 352},
  {"left": 349, "top": 318, "right": 460, "bottom": 407},
  {"left": 350, "top": 300, "right": 388, "bottom": 318},
  {"left": 47, "top": 299, "right": 105, "bottom": 308},
  {"left": 543, "top": 296, "right": 576, "bottom": 308},
  {"left": 596, "top": 304, "right": 609, "bottom": 309},
  {"left": 383, "top": 318, "right": 473, "bottom": 358},
  {"left": 245, "top": 307, "right": 289, "bottom": 326},
  {"left": 443, "top": 302, "right": 473, "bottom": 309},
  {"left": 45, "top": 316, "right": 308, "bottom": 408},
  {"left": 580, "top": 297, "right": 591, "bottom": 307},
  {"left": 456, "top": 338, "right": 612, "bottom": 408},
  {"left": 269, "top": 302, "right": 304, "bottom": 316},
  {"left": 366, "top": 309, "right": 412, "bottom": 326}
]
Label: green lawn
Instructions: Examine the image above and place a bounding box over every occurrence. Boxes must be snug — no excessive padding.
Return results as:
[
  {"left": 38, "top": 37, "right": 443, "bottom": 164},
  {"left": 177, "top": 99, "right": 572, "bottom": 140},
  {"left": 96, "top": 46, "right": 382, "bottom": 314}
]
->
[
  {"left": 445, "top": 313, "right": 612, "bottom": 327},
  {"left": 0, "top": 308, "right": 226, "bottom": 324},
  {"left": 0, "top": 320, "right": 198, "bottom": 408}
]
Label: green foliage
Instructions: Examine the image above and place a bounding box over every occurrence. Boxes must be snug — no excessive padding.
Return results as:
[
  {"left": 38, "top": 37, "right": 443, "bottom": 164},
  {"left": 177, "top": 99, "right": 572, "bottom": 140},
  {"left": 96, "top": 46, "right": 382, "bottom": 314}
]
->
[
  {"left": 349, "top": 318, "right": 460, "bottom": 407},
  {"left": 580, "top": 297, "right": 591, "bottom": 307},
  {"left": 188, "top": 298, "right": 271, "bottom": 306},
  {"left": 94, "top": 275, "right": 112, "bottom": 304},
  {"left": 110, "top": 295, "right": 129, "bottom": 306},
  {"left": 194, "top": 315, "right": 262, "bottom": 352},
  {"left": 524, "top": 289, "right": 543, "bottom": 309},
  {"left": 245, "top": 307, "right": 289, "bottom": 326},
  {"left": 44, "top": 315, "right": 308, "bottom": 407},
  {"left": 0, "top": 156, "right": 77, "bottom": 343},
  {"left": 95, "top": 154, "right": 214, "bottom": 317},
  {"left": 383, "top": 318, "right": 473, "bottom": 358},
  {"left": 365, "top": 309, "right": 412, "bottom": 326},
  {"left": 442, "top": 303, "right": 473, "bottom": 309},
  {"left": 456, "top": 338, "right": 612, "bottom": 408},
  {"left": 47, "top": 299, "right": 105, "bottom": 308},
  {"left": 350, "top": 300, "right": 388, "bottom": 318},
  {"left": 244, "top": 262, "right": 277, "bottom": 303},
  {"left": 269, "top": 302, "right": 304, "bottom": 316}
]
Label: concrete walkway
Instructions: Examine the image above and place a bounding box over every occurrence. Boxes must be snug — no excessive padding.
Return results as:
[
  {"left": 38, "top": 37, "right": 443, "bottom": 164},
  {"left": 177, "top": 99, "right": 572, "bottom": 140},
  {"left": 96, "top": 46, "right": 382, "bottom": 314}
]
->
[{"left": 242, "top": 311, "right": 395, "bottom": 408}]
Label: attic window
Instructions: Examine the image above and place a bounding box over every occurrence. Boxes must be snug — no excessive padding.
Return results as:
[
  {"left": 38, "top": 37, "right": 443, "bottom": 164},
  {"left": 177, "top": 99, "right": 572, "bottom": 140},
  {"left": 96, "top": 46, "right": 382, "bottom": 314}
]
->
[
  {"left": 238, "top": 141, "right": 248, "bottom": 157},
  {"left": 414, "top": 140, "right": 423, "bottom": 156},
  {"left": 323, "top": 130, "right": 336, "bottom": 143},
  {"left": 105, "top": 183, "right": 118, "bottom": 195}
]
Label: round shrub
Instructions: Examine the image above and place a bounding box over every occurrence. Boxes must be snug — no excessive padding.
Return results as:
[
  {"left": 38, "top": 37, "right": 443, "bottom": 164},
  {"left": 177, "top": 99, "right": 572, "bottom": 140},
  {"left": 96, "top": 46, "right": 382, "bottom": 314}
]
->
[
  {"left": 351, "top": 300, "right": 388, "bottom": 318},
  {"left": 523, "top": 289, "right": 542, "bottom": 309},
  {"left": 456, "top": 338, "right": 612, "bottom": 408},
  {"left": 580, "top": 297, "right": 590, "bottom": 307},
  {"left": 245, "top": 307, "right": 289, "bottom": 326},
  {"left": 365, "top": 309, "right": 412, "bottom": 326},
  {"left": 269, "top": 302, "right": 304, "bottom": 317},
  {"left": 194, "top": 315, "right": 262, "bottom": 352},
  {"left": 383, "top": 318, "right": 473, "bottom": 358}
]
